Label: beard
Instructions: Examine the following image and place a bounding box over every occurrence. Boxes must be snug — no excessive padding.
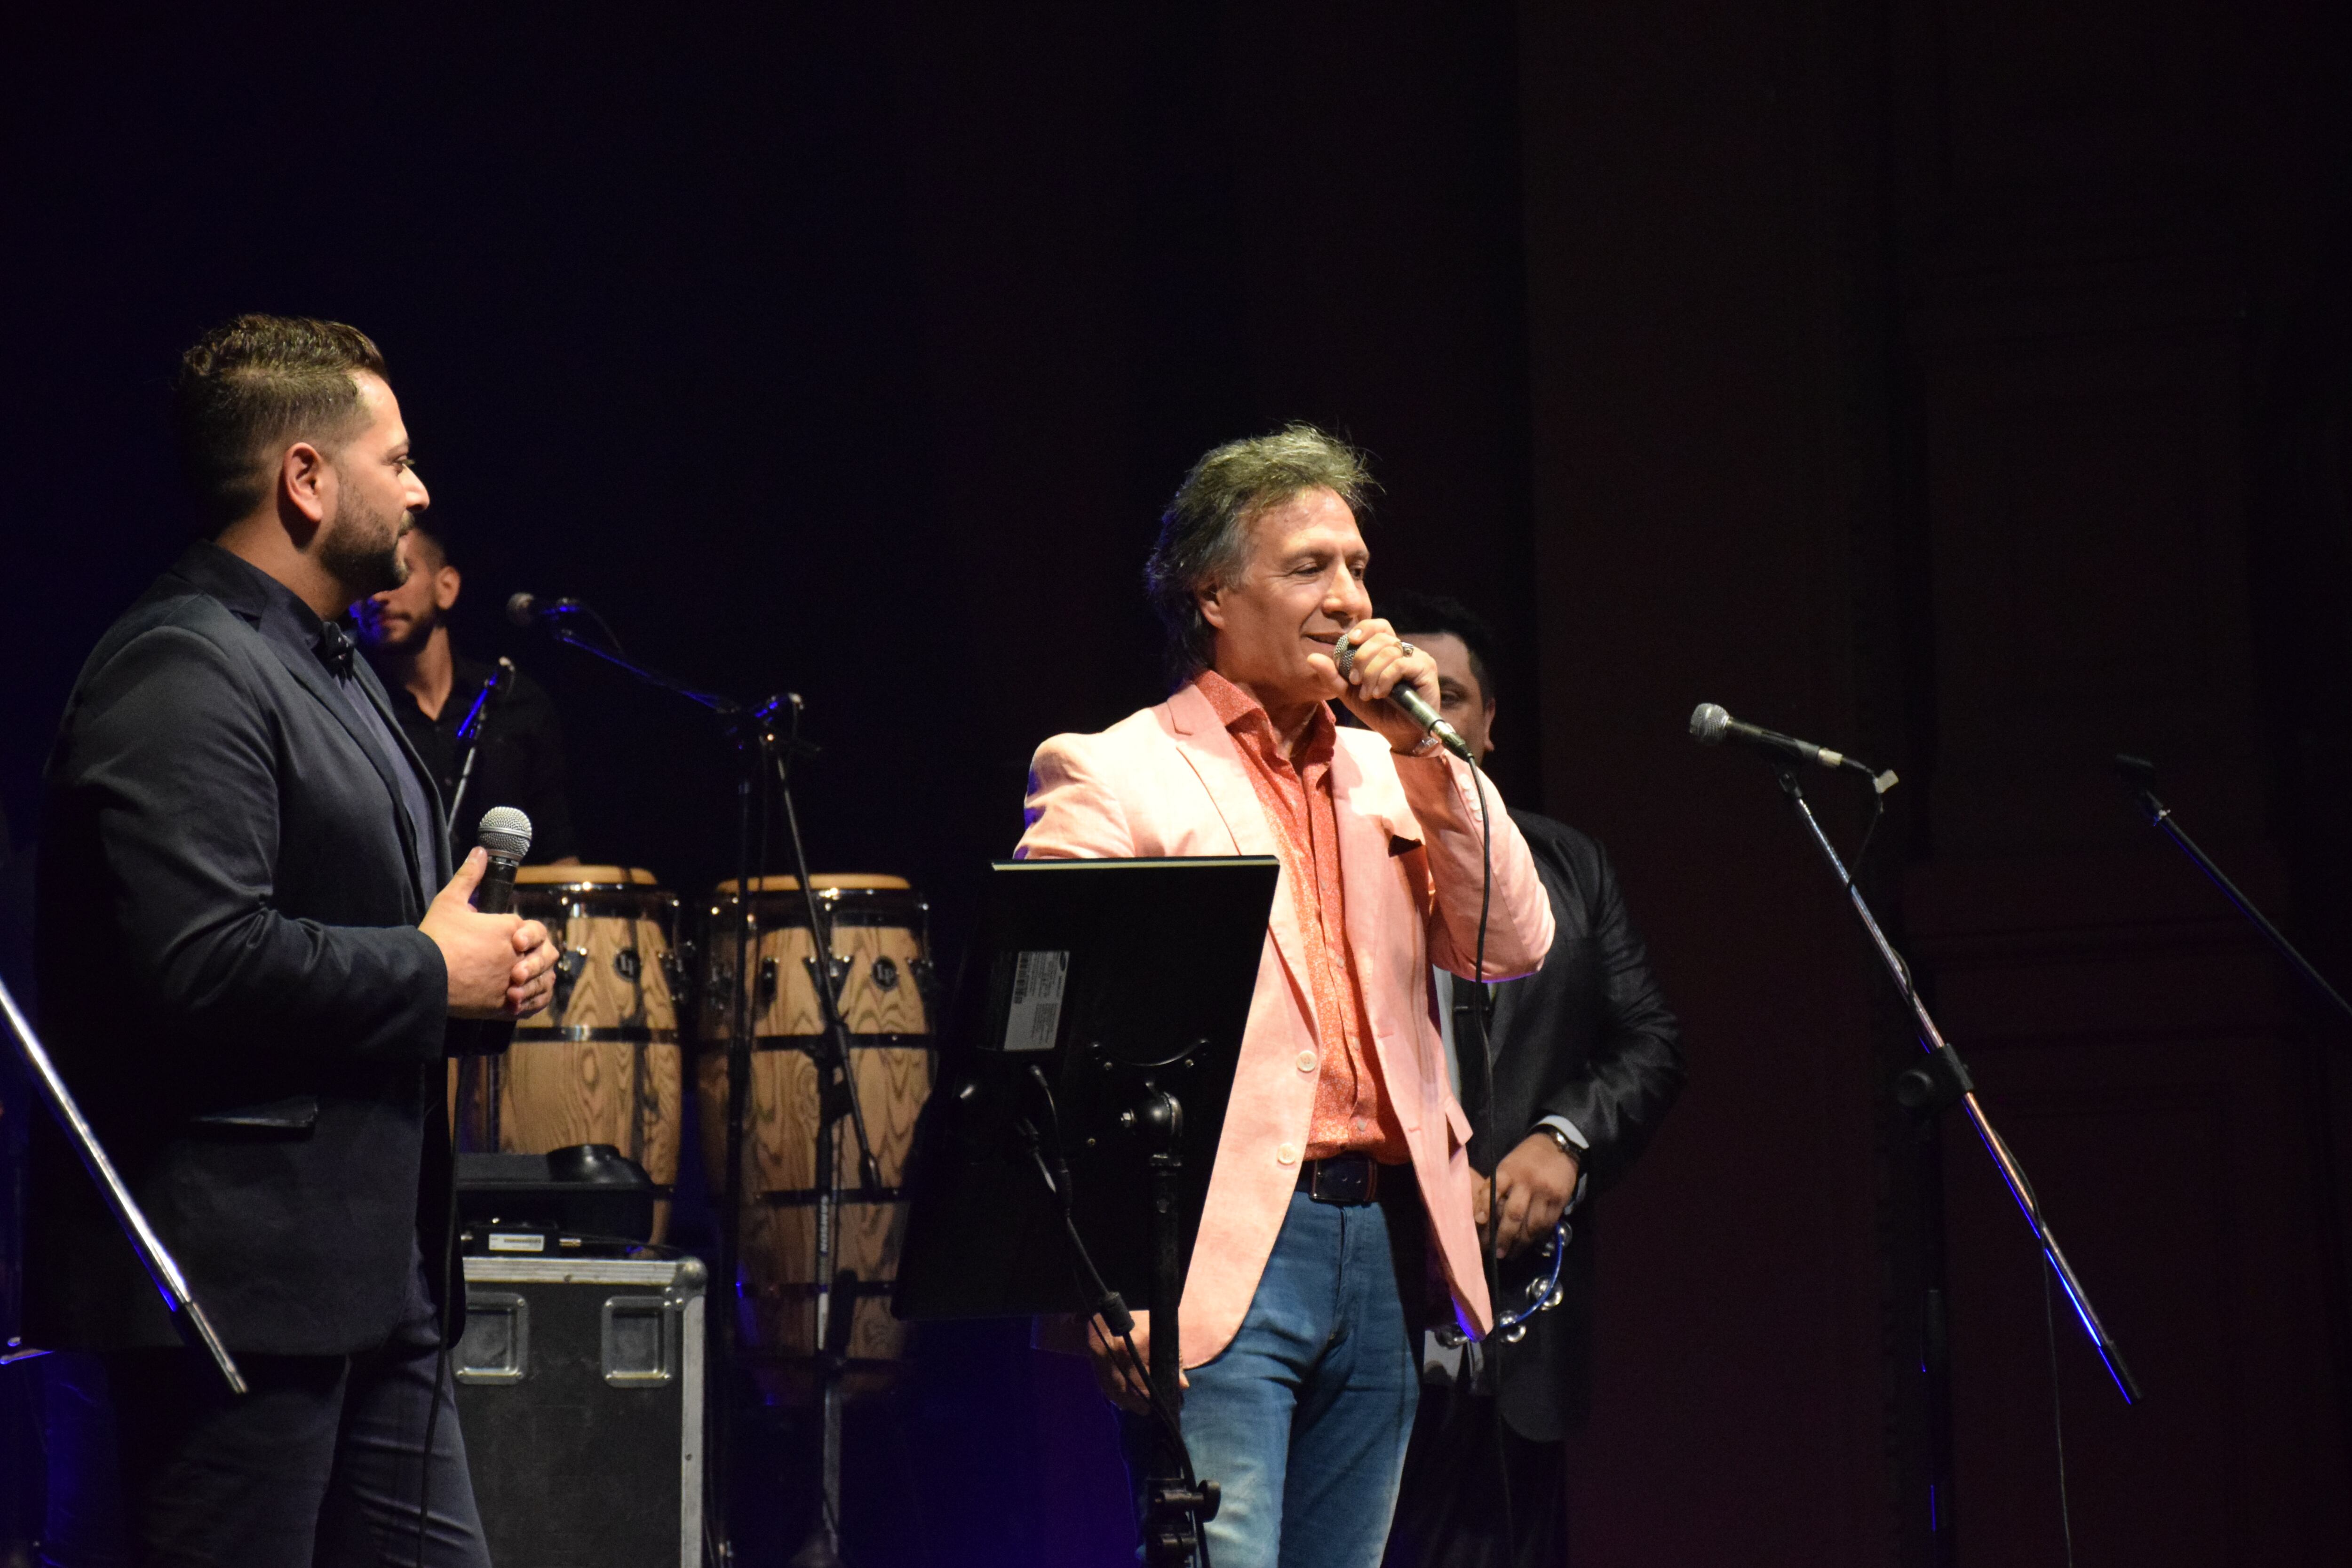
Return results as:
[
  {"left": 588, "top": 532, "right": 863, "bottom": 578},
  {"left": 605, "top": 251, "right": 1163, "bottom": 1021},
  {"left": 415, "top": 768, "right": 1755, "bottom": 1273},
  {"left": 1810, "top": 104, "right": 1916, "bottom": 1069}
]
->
[
  {"left": 355, "top": 590, "right": 437, "bottom": 653},
  {"left": 320, "top": 486, "right": 413, "bottom": 601}
]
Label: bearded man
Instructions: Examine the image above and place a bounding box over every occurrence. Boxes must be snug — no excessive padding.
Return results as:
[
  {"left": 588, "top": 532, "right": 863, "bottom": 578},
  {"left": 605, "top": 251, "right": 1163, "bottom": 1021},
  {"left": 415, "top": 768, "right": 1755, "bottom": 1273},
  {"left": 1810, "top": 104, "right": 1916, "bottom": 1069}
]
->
[
  {"left": 1018, "top": 425, "right": 1555, "bottom": 1568},
  {"left": 356, "top": 517, "right": 580, "bottom": 862},
  {"left": 27, "top": 315, "right": 557, "bottom": 1567}
]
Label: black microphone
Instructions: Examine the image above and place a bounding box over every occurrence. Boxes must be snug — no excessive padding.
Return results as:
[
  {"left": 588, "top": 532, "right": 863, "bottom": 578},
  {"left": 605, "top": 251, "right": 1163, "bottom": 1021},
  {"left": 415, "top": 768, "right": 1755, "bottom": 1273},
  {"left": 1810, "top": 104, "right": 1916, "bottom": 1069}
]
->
[
  {"left": 505, "top": 591, "right": 582, "bottom": 629},
  {"left": 1689, "top": 702, "right": 1881, "bottom": 777},
  {"left": 1335, "top": 637, "right": 1473, "bottom": 762},
  {"left": 472, "top": 806, "right": 533, "bottom": 915}
]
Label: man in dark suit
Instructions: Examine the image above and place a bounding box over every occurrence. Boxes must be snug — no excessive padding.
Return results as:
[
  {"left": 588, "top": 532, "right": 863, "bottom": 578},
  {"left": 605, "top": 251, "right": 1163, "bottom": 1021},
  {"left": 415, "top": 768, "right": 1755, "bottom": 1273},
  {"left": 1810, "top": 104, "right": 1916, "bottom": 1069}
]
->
[
  {"left": 28, "top": 315, "right": 557, "bottom": 1567},
  {"left": 1377, "top": 593, "right": 1685, "bottom": 1568}
]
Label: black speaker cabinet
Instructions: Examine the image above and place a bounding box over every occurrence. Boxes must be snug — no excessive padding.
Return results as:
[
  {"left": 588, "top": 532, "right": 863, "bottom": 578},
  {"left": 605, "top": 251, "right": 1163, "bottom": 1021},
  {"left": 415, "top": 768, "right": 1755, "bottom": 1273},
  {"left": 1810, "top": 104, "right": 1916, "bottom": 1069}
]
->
[{"left": 453, "top": 1254, "right": 706, "bottom": 1568}]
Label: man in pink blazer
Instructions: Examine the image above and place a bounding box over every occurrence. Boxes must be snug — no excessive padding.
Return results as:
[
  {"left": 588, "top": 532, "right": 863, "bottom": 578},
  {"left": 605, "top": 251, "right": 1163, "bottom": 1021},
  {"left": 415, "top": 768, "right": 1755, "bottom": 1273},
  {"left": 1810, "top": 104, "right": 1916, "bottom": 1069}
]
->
[{"left": 1017, "top": 425, "right": 1555, "bottom": 1568}]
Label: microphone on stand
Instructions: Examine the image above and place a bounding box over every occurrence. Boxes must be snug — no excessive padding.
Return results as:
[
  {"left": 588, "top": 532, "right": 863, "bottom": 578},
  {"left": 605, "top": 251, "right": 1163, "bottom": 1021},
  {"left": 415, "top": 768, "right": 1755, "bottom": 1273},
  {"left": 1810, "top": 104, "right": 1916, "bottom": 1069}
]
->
[
  {"left": 473, "top": 806, "right": 533, "bottom": 915},
  {"left": 505, "top": 591, "right": 581, "bottom": 628},
  {"left": 1688, "top": 703, "right": 1897, "bottom": 791},
  {"left": 1335, "top": 637, "right": 1473, "bottom": 761},
  {"left": 508, "top": 591, "right": 629, "bottom": 657}
]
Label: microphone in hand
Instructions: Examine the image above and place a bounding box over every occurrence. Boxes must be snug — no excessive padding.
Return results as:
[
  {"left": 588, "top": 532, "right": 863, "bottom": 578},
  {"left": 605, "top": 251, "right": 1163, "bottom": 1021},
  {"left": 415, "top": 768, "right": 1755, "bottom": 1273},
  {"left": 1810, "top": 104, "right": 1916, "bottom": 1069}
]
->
[
  {"left": 1336, "top": 637, "right": 1474, "bottom": 762},
  {"left": 472, "top": 806, "right": 533, "bottom": 915}
]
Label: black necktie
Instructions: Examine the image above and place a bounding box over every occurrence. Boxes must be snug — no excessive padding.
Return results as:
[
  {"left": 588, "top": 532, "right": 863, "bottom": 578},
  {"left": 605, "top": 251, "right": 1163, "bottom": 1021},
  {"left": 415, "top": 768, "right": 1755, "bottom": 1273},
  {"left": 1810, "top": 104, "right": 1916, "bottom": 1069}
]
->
[{"left": 316, "top": 619, "right": 357, "bottom": 680}]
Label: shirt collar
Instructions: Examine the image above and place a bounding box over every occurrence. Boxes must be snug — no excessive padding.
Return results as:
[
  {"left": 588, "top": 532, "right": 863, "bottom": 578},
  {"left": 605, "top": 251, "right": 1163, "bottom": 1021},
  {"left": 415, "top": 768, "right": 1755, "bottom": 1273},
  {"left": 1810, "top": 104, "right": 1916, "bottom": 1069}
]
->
[
  {"left": 176, "top": 541, "right": 358, "bottom": 680},
  {"left": 1193, "top": 669, "right": 1335, "bottom": 767}
]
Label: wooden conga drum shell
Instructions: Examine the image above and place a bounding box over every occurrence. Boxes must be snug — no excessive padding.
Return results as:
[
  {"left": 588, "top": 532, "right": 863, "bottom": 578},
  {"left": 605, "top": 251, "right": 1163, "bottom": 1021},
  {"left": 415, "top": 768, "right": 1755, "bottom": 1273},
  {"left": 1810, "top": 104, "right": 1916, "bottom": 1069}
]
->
[
  {"left": 451, "top": 867, "right": 684, "bottom": 1241},
  {"left": 698, "top": 876, "right": 934, "bottom": 1401},
  {"left": 701, "top": 875, "right": 932, "bottom": 1044}
]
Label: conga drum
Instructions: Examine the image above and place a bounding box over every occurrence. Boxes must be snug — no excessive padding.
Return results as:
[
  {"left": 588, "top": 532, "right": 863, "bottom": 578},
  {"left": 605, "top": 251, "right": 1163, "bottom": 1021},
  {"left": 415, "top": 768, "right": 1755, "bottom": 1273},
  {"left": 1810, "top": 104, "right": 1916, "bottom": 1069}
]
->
[
  {"left": 699, "top": 875, "right": 934, "bottom": 1402},
  {"left": 451, "top": 866, "right": 686, "bottom": 1241}
]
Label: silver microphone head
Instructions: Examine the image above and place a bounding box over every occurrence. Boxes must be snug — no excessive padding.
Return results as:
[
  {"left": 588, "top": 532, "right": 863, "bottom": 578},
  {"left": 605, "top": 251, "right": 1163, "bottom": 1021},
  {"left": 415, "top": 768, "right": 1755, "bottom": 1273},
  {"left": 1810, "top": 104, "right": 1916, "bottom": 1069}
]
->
[
  {"left": 477, "top": 806, "right": 534, "bottom": 861},
  {"left": 1689, "top": 703, "right": 1732, "bottom": 744},
  {"left": 505, "top": 592, "right": 537, "bottom": 628},
  {"left": 1334, "top": 637, "right": 1357, "bottom": 678}
]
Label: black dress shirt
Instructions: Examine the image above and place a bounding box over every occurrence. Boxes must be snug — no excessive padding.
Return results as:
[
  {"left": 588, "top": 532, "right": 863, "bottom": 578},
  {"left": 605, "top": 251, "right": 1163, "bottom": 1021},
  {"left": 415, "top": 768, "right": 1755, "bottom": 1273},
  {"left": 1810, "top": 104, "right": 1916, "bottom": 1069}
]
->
[{"left": 373, "top": 650, "right": 578, "bottom": 863}]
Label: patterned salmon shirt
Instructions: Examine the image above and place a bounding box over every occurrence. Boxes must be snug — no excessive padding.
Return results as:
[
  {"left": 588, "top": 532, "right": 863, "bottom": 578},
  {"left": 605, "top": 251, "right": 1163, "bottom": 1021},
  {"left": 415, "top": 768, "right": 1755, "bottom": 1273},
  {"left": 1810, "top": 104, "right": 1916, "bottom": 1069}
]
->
[{"left": 1195, "top": 669, "right": 1411, "bottom": 1163}]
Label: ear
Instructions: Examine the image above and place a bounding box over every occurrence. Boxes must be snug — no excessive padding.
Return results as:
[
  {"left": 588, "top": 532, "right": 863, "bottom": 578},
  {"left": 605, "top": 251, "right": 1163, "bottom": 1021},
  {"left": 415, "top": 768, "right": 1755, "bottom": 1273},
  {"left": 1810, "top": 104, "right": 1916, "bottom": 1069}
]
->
[
  {"left": 1484, "top": 696, "right": 1499, "bottom": 753},
  {"left": 278, "top": 441, "right": 332, "bottom": 530},
  {"left": 436, "top": 563, "right": 463, "bottom": 612},
  {"left": 1198, "top": 583, "right": 1227, "bottom": 631}
]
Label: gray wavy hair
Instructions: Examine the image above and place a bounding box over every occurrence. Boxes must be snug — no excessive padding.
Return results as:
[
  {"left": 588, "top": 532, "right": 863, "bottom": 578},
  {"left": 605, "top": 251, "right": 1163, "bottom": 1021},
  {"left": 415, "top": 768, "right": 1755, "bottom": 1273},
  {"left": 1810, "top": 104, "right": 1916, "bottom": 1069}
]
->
[{"left": 1143, "top": 423, "right": 1375, "bottom": 685}]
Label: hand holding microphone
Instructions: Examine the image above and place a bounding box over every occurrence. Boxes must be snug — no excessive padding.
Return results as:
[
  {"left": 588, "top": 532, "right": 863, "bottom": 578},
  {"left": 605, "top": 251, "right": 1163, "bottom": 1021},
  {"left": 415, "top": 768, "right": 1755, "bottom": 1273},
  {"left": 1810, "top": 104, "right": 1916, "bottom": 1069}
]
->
[
  {"left": 421, "top": 807, "right": 558, "bottom": 1019},
  {"left": 1330, "top": 621, "right": 1473, "bottom": 761}
]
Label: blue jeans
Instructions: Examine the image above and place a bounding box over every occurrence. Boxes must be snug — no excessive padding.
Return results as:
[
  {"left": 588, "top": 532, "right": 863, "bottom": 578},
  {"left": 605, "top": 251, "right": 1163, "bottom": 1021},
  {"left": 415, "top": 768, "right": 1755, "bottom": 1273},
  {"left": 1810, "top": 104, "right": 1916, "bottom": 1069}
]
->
[{"left": 1131, "top": 1186, "right": 1423, "bottom": 1568}]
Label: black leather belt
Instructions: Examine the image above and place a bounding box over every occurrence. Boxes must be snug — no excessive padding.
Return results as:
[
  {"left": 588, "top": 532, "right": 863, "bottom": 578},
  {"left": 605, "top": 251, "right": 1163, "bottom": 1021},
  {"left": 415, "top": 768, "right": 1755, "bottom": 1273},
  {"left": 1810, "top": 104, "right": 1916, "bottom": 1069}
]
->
[{"left": 1298, "top": 1153, "right": 1381, "bottom": 1206}]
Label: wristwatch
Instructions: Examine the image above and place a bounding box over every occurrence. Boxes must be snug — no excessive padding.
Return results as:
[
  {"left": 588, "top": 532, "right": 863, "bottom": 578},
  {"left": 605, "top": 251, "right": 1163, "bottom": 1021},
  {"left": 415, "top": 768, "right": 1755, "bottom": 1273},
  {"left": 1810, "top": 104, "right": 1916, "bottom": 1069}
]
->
[{"left": 1535, "top": 1123, "right": 1579, "bottom": 1160}]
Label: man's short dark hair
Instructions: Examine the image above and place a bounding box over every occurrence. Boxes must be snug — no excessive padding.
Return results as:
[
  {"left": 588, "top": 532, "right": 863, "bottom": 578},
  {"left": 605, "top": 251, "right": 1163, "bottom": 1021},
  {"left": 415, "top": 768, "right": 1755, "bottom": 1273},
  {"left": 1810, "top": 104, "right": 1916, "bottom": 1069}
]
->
[
  {"left": 1144, "top": 423, "right": 1375, "bottom": 685},
  {"left": 173, "top": 314, "right": 389, "bottom": 530},
  {"left": 404, "top": 516, "right": 453, "bottom": 568},
  {"left": 1379, "top": 589, "right": 1502, "bottom": 708}
]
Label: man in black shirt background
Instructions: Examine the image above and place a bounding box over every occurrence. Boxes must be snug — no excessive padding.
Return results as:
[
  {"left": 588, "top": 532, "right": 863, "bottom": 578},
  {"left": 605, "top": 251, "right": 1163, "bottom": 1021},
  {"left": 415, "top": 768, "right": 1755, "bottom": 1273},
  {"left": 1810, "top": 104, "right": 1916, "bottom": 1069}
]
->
[
  {"left": 1376, "top": 591, "right": 1685, "bottom": 1568},
  {"left": 356, "top": 519, "right": 580, "bottom": 864}
]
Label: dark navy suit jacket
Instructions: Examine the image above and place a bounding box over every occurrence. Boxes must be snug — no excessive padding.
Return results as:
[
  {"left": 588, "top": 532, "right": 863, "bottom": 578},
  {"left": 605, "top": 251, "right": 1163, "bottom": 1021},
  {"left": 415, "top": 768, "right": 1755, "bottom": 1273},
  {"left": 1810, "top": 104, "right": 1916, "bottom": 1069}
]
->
[
  {"left": 1475, "top": 810, "right": 1685, "bottom": 1440},
  {"left": 27, "top": 542, "right": 455, "bottom": 1355}
]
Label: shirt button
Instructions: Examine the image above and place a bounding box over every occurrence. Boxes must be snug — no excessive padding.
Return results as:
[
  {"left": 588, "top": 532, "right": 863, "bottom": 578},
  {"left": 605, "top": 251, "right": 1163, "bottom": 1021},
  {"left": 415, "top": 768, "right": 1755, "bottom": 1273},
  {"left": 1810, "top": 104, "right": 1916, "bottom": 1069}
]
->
[
  {"left": 1295, "top": 1051, "right": 1319, "bottom": 1074},
  {"left": 1275, "top": 1142, "right": 1300, "bottom": 1166}
]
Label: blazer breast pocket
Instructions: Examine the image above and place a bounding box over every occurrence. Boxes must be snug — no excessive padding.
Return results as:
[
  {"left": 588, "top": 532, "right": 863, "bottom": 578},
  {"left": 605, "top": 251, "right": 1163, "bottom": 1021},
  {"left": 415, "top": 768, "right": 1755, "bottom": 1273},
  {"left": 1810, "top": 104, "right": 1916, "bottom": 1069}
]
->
[{"left": 187, "top": 1095, "right": 320, "bottom": 1139}]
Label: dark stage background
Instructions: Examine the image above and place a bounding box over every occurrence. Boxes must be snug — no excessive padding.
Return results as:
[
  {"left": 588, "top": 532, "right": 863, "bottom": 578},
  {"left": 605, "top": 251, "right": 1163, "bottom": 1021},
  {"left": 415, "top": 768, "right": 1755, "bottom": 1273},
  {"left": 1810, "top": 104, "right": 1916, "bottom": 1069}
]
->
[{"left": 7, "top": 2, "right": 2352, "bottom": 1564}]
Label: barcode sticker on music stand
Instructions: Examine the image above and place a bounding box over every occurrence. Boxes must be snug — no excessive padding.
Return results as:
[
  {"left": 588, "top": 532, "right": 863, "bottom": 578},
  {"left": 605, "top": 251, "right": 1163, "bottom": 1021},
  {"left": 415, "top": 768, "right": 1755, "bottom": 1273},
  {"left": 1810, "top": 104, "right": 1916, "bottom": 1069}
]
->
[{"left": 1003, "top": 950, "right": 1069, "bottom": 1052}]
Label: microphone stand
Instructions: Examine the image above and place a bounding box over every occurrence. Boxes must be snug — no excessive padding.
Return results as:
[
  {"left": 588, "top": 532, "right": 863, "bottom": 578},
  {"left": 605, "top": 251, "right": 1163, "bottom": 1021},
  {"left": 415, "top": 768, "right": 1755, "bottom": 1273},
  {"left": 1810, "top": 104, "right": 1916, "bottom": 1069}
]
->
[
  {"left": 531, "top": 615, "right": 881, "bottom": 1568},
  {"left": 1, "top": 977, "right": 246, "bottom": 1395},
  {"left": 447, "top": 658, "right": 512, "bottom": 1150},
  {"left": 767, "top": 699, "right": 883, "bottom": 1568},
  {"left": 2116, "top": 754, "right": 2352, "bottom": 1033},
  {"left": 442, "top": 657, "right": 513, "bottom": 839},
  {"left": 1765, "top": 765, "right": 2141, "bottom": 1559}
]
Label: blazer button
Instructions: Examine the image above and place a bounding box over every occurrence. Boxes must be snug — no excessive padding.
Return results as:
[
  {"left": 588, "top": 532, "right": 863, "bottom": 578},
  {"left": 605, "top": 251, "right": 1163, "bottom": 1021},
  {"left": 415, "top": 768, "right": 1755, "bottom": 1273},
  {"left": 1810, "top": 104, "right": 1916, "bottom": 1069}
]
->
[
  {"left": 1295, "top": 1051, "right": 1319, "bottom": 1074},
  {"left": 1275, "top": 1142, "right": 1300, "bottom": 1166}
]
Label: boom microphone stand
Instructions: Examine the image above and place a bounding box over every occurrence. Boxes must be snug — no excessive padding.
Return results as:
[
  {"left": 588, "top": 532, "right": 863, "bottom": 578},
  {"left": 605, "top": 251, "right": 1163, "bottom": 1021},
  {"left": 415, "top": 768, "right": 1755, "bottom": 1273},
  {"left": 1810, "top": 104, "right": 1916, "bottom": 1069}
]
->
[
  {"left": 520, "top": 603, "right": 878, "bottom": 1567},
  {"left": 1764, "top": 765, "right": 2141, "bottom": 1401},
  {"left": 442, "top": 656, "right": 514, "bottom": 837},
  {"left": 1, "top": 978, "right": 245, "bottom": 1395},
  {"left": 1700, "top": 732, "right": 2141, "bottom": 1564},
  {"left": 767, "top": 699, "right": 884, "bottom": 1568},
  {"left": 2116, "top": 753, "right": 2352, "bottom": 1033}
]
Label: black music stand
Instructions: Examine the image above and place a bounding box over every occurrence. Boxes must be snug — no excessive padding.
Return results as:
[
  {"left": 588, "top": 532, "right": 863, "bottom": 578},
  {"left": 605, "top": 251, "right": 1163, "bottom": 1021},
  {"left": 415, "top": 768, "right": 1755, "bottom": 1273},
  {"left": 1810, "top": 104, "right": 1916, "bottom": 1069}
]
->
[{"left": 895, "top": 856, "right": 1279, "bottom": 1568}]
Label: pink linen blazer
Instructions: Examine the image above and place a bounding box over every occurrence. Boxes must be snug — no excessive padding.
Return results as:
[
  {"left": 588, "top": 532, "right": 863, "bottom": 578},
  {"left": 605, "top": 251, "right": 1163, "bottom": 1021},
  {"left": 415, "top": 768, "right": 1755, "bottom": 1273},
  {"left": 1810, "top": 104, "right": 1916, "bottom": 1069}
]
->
[{"left": 1015, "top": 682, "right": 1556, "bottom": 1365}]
